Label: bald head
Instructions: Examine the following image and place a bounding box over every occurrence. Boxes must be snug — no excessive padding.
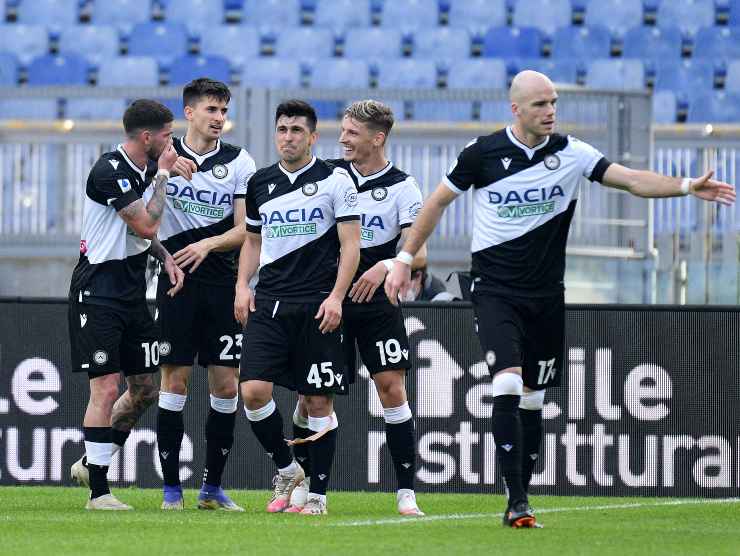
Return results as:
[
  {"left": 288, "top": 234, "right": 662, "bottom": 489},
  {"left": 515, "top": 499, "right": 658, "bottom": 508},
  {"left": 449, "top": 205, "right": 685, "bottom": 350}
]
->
[{"left": 509, "top": 70, "right": 556, "bottom": 104}]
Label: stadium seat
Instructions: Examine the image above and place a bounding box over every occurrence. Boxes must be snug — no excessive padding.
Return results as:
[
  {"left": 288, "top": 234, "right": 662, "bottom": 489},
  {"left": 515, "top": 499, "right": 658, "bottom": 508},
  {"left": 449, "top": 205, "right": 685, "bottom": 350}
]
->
[
  {"left": 447, "top": 0, "right": 506, "bottom": 32},
  {"left": 622, "top": 25, "right": 682, "bottom": 61},
  {"left": 307, "top": 59, "right": 370, "bottom": 88},
  {"left": 551, "top": 25, "right": 612, "bottom": 60},
  {"left": 730, "top": 0, "right": 740, "bottom": 25},
  {"left": 584, "top": 0, "right": 643, "bottom": 36},
  {"left": 652, "top": 90, "right": 677, "bottom": 124},
  {"left": 380, "top": 0, "right": 439, "bottom": 30},
  {"left": 241, "top": 58, "right": 302, "bottom": 88},
  {"left": 89, "top": 0, "right": 152, "bottom": 29},
  {"left": 687, "top": 91, "right": 740, "bottom": 122},
  {"left": 653, "top": 59, "right": 715, "bottom": 97},
  {"left": 313, "top": 0, "right": 371, "bottom": 29},
  {"left": 586, "top": 59, "right": 645, "bottom": 90},
  {"left": 244, "top": 0, "right": 301, "bottom": 27},
  {"left": 412, "top": 27, "right": 470, "bottom": 60},
  {"left": 483, "top": 27, "right": 542, "bottom": 59},
  {"left": 168, "top": 55, "right": 231, "bottom": 85},
  {"left": 0, "top": 99, "right": 58, "bottom": 119},
  {"left": 512, "top": 0, "right": 572, "bottom": 35},
  {"left": 26, "top": 54, "right": 89, "bottom": 86},
  {"left": 725, "top": 60, "right": 740, "bottom": 93},
  {"left": 199, "top": 26, "right": 261, "bottom": 70},
  {"left": 274, "top": 28, "right": 335, "bottom": 58},
  {"left": 58, "top": 26, "right": 120, "bottom": 67},
  {"left": 657, "top": 0, "right": 715, "bottom": 35},
  {"left": 344, "top": 28, "right": 402, "bottom": 59},
  {"left": 65, "top": 97, "right": 128, "bottom": 120},
  {"left": 692, "top": 26, "right": 740, "bottom": 61},
  {"left": 16, "top": 0, "right": 78, "bottom": 27},
  {"left": 97, "top": 56, "right": 159, "bottom": 86},
  {"left": 0, "top": 25, "right": 49, "bottom": 65},
  {"left": 0, "top": 53, "right": 19, "bottom": 86},
  {"left": 376, "top": 59, "right": 437, "bottom": 88},
  {"left": 165, "top": 0, "right": 224, "bottom": 32},
  {"left": 127, "top": 22, "right": 189, "bottom": 65},
  {"left": 446, "top": 59, "right": 507, "bottom": 89},
  {"left": 513, "top": 58, "right": 580, "bottom": 84}
]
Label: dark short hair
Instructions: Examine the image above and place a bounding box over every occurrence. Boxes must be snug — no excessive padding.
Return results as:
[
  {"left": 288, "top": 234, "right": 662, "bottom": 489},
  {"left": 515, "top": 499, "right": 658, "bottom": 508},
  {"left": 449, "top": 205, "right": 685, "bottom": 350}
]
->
[
  {"left": 183, "top": 77, "right": 231, "bottom": 108},
  {"left": 123, "top": 99, "right": 173, "bottom": 136},
  {"left": 275, "top": 99, "right": 317, "bottom": 132}
]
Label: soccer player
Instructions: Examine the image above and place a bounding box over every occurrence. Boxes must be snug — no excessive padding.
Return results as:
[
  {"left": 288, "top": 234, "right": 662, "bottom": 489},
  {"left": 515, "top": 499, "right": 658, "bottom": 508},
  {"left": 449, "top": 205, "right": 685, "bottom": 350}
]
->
[
  {"left": 287, "top": 100, "right": 425, "bottom": 516},
  {"left": 234, "top": 100, "right": 361, "bottom": 516},
  {"left": 68, "top": 99, "right": 181, "bottom": 509},
  {"left": 385, "top": 71, "right": 736, "bottom": 527},
  {"left": 155, "top": 78, "right": 256, "bottom": 511}
]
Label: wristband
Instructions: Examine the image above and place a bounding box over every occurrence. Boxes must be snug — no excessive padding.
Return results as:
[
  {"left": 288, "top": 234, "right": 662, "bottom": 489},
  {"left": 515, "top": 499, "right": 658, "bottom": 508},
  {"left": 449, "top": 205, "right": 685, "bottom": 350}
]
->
[
  {"left": 156, "top": 169, "right": 170, "bottom": 180},
  {"left": 382, "top": 259, "right": 394, "bottom": 272},
  {"left": 680, "top": 177, "right": 691, "bottom": 196},
  {"left": 395, "top": 251, "right": 414, "bottom": 266}
]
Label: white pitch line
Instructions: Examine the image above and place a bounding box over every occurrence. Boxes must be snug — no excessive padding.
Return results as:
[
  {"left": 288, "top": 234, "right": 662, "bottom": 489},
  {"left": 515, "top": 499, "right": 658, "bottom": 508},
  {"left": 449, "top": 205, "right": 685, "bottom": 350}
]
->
[{"left": 331, "top": 497, "right": 740, "bottom": 527}]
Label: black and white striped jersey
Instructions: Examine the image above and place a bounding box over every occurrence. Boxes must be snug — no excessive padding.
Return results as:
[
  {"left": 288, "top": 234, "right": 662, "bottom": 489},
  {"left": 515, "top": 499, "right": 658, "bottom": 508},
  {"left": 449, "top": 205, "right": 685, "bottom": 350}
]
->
[
  {"left": 69, "top": 145, "right": 156, "bottom": 306},
  {"left": 245, "top": 157, "right": 360, "bottom": 301},
  {"left": 159, "top": 137, "right": 256, "bottom": 285},
  {"left": 327, "top": 159, "right": 423, "bottom": 301},
  {"left": 444, "top": 126, "right": 611, "bottom": 296}
]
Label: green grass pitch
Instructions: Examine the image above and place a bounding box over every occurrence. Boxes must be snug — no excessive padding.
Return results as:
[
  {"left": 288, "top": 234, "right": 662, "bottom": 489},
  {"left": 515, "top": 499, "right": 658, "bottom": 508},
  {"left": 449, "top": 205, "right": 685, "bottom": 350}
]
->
[{"left": 1, "top": 487, "right": 738, "bottom": 555}]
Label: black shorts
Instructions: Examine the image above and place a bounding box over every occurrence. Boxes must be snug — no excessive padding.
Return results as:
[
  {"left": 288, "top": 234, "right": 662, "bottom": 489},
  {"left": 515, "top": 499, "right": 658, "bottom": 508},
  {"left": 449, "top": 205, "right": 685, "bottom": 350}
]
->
[
  {"left": 157, "top": 276, "right": 242, "bottom": 368},
  {"left": 68, "top": 297, "right": 159, "bottom": 378},
  {"left": 472, "top": 291, "right": 564, "bottom": 390},
  {"left": 343, "top": 299, "right": 411, "bottom": 383},
  {"left": 239, "top": 298, "right": 348, "bottom": 395}
]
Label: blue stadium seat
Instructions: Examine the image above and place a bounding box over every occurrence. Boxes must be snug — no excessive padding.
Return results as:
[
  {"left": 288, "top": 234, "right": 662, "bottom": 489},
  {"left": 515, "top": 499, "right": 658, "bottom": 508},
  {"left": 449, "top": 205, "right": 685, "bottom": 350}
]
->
[
  {"left": 652, "top": 90, "right": 676, "bottom": 124},
  {"left": 480, "top": 101, "right": 513, "bottom": 122},
  {"left": 274, "top": 28, "right": 335, "bottom": 58},
  {"left": 307, "top": 59, "right": 370, "bottom": 88},
  {"left": 657, "top": 0, "right": 715, "bottom": 35},
  {"left": 730, "top": 0, "right": 740, "bottom": 25},
  {"left": 653, "top": 59, "right": 714, "bottom": 97},
  {"left": 0, "top": 99, "right": 59, "bottom": 119},
  {"left": 446, "top": 59, "right": 507, "bottom": 88},
  {"left": 241, "top": 58, "right": 301, "bottom": 88},
  {"left": 26, "top": 54, "right": 89, "bottom": 86},
  {"left": 127, "top": 22, "right": 189, "bottom": 65},
  {"left": 551, "top": 25, "right": 611, "bottom": 60},
  {"left": 692, "top": 26, "right": 740, "bottom": 60},
  {"left": 725, "top": 60, "right": 740, "bottom": 93},
  {"left": 413, "top": 27, "right": 470, "bottom": 60},
  {"left": 65, "top": 98, "right": 128, "bottom": 120},
  {"left": 97, "top": 56, "right": 159, "bottom": 86},
  {"left": 165, "top": 0, "right": 224, "bottom": 32},
  {"left": 512, "top": 0, "right": 572, "bottom": 35},
  {"left": 584, "top": 0, "right": 643, "bottom": 36},
  {"left": 90, "top": 0, "right": 152, "bottom": 29},
  {"left": 622, "top": 25, "right": 682, "bottom": 61},
  {"left": 16, "top": 0, "right": 78, "bottom": 27},
  {"left": 199, "top": 26, "right": 261, "bottom": 70},
  {"left": 168, "top": 55, "right": 231, "bottom": 85},
  {"left": 586, "top": 59, "right": 644, "bottom": 90},
  {"left": 244, "top": 0, "right": 301, "bottom": 27},
  {"left": 413, "top": 101, "right": 474, "bottom": 121},
  {"left": 447, "top": 0, "right": 506, "bottom": 32},
  {"left": 0, "top": 25, "right": 49, "bottom": 64},
  {"left": 513, "top": 58, "right": 580, "bottom": 84},
  {"left": 483, "top": 27, "right": 542, "bottom": 59},
  {"left": 380, "top": 0, "right": 439, "bottom": 30},
  {"left": 376, "top": 59, "right": 437, "bottom": 88},
  {"left": 344, "top": 28, "right": 402, "bottom": 59},
  {"left": 313, "top": 0, "right": 371, "bottom": 29},
  {"left": 0, "top": 53, "right": 19, "bottom": 86},
  {"left": 58, "top": 26, "right": 120, "bottom": 66},
  {"left": 687, "top": 91, "right": 740, "bottom": 122}
]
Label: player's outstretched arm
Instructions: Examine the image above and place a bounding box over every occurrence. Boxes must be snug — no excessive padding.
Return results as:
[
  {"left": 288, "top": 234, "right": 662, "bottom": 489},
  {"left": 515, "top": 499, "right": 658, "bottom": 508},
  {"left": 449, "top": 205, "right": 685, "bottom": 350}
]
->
[
  {"left": 385, "top": 183, "right": 457, "bottom": 305},
  {"left": 316, "top": 220, "right": 360, "bottom": 334},
  {"left": 234, "top": 230, "right": 261, "bottom": 325},
  {"left": 601, "top": 164, "right": 736, "bottom": 205},
  {"left": 150, "top": 238, "right": 185, "bottom": 297}
]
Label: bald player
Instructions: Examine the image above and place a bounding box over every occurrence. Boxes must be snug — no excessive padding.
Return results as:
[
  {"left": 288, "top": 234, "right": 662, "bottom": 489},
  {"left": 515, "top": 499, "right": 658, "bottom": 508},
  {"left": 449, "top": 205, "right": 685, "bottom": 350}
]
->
[{"left": 386, "top": 71, "right": 735, "bottom": 528}]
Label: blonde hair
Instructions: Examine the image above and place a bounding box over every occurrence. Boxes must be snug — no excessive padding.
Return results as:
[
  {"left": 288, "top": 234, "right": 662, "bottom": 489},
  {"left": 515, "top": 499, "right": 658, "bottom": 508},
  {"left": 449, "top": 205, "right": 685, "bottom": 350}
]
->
[{"left": 344, "top": 99, "right": 394, "bottom": 138}]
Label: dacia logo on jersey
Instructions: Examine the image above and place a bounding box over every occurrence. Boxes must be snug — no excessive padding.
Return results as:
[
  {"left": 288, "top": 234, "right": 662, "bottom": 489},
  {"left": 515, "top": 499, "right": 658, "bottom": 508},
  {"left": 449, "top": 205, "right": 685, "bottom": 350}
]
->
[
  {"left": 262, "top": 207, "right": 324, "bottom": 238},
  {"left": 487, "top": 185, "right": 565, "bottom": 219},
  {"left": 117, "top": 179, "right": 131, "bottom": 193},
  {"left": 360, "top": 214, "right": 384, "bottom": 241},
  {"left": 167, "top": 182, "right": 231, "bottom": 219}
]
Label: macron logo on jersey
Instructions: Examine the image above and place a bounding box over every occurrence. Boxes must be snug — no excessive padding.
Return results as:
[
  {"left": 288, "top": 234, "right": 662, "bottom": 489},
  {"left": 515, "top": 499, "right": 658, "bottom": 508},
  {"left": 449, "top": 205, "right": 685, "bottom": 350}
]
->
[
  {"left": 109, "top": 159, "right": 119, "bottom": 170},
  {"left": 261, "top": 207, "right": 325, "bottom": 238},
  {"left": 487, "top": 185, "right": 565, "bottom": 219}
]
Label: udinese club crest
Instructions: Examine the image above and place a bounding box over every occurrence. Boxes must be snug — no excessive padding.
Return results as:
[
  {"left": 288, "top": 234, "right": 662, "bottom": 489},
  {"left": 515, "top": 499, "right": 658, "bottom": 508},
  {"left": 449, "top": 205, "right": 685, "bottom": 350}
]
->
[
  {"left": 371, "top": 187, "right": 388, "bottom": 201},
  {"left": 544, "top": 154, "right": 561, "bottom": 170},
  {"left": 212, "top": 164, "right": 228, "bottom": 179},
  {"left": 302, "top": 182, "right": 318, "bottom": 196}
]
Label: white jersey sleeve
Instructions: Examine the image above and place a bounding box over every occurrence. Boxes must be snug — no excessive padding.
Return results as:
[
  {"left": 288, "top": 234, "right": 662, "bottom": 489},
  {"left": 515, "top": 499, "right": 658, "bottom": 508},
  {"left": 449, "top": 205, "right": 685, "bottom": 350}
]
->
[
  {"left": 568, "top": 136, "right": 610, "bottom": 182},
  {"left": 397, "top": 176, "right": 424, "bottom": 227},
  {"left": 331, "top": 167, "right": 361, "bottom": 221},
  {"left": 234, "top": 150, "right": 257, "bottom": 197}
]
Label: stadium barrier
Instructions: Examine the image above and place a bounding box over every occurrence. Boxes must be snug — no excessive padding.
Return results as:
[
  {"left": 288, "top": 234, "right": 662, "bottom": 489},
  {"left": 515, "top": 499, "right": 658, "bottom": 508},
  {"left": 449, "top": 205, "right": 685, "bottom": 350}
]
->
[{"left": 0, "top": 298, "right": 737, "bottom": 498}]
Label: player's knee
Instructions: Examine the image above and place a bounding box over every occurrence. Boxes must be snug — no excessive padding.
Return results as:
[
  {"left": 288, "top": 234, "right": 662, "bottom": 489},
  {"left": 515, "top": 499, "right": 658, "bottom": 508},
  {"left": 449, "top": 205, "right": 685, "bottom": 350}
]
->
[
  {"left": 304, "top": 394, "right": 333, "bottom": 416},
  {"left": 211, "top": 383, "right": 237, "bottom": 400},
  {"left": 90, "top": 376, "right": 119, "bottom": 408},
  {"left": 241, "top": 383, "right": 272, "bottom": 410},
  {"left": 519, "top": 389, "right": 545, "bottom": 410}
]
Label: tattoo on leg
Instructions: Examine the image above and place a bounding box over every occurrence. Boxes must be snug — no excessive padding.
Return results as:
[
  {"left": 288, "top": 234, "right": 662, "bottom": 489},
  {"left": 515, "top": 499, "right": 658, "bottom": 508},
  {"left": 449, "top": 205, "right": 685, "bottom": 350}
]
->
[{"left": 111, "top": 375, "right": 159, "bottom": 433}]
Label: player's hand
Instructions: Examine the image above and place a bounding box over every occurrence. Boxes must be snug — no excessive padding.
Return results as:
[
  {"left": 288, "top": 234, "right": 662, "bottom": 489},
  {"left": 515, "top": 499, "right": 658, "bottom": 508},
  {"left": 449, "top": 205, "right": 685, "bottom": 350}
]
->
[
  {"left": 234, "top": 284, "right": 255, "bottom": 325},
  {"left": 315, "top": 293, "right": 342, "bottom": 334},
  {"left": 158, "top": 143, "right": 178, "bottom": 173},
  {"left": 173, "top": 238, "right": 213, "bottom": 273},
  {"left": 163, "top": 256, "right": 185, "bottom": 297},
  {"left": 384, "top": 260, "right": 412, "bottom": 306},
  {"left": 170, "top": 156, "right": 197, "bottom": 181},
  {"left": 349, "top": 261, "right": 388, "bottom": 303},
  {"left": 689, "top": 171, "right": 736, "bottom": 206}
]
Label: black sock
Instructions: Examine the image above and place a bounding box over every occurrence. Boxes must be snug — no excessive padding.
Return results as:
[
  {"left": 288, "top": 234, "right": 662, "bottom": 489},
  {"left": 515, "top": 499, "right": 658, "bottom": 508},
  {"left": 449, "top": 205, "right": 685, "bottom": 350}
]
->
[
  {"left": 386, "top": 419, "right": 416, "bottom": 491},
  {"left": 83, "top": 426, "right": 111, "bottom": 498},
  {"left": 292, "top": 424, "right": 312, "bottom": 477},
  {"left": 157, "top": 407, "right": 184, "bottom": 487},
  {"left": 111, "top": 428, "right": 130, "bottom": 451},
  {"left": 249, "top": 407, "right": 292, "bottom": 469},
  {"left": 520, "top": 408, "right": 543, "bottom": 493},
  {"left": 492, "top": 395, "right": 526, "bottom": 506},
  {"left": 203, "top": 408, "right": 236, "bottom": 487},
  {"left": 308, "top": 428, "right": 337, "bottom": 496}
]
